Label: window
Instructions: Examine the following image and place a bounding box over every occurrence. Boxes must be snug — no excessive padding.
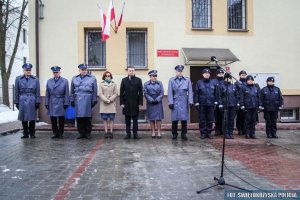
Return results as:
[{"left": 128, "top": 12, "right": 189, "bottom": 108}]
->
[
  {"left": 23, "top": 28, "right": 27, "bottom": 44},
  {"left": 192, "top": 0, "right": 212, "bottom": 29},
  {"left": 85, "top": 30, "right": 106, "bottom": 68},
  {"left": 228, "top": 0, "right": 247, "bottom": 30},
  {"left": 127, "top": 29, "right": 147, "bottom": 68},
  {"left": 280, "top": 108, "right": 299, "bottom": 122}
]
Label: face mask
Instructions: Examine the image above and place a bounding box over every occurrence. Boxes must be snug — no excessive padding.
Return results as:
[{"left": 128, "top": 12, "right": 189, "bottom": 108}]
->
[{"left": 105, "top": 78, "right": 112, "bottom": 83}]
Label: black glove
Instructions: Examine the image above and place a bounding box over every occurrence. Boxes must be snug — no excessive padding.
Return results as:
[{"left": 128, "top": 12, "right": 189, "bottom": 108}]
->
[
  {"left": 71, "top": 102, "right": 75, "bottom": 107},
  {"left": 64, "top": 105, "right": 68, "bottom": 109},
  {"left": 152, "top": 99, "right": 158, "bottom": 104},
  {"left": 190, "top": 104, "right": 193, "bottom": 108},
  {"left": 35, "top": 103, "right": 40, "bottom": 110},
  {"left": 45, "top": 105, "right": 49, "bottom": 110},
  {"left": 15, "top": 103, "right": 19, "bottom": 110},
  {"left": 169, "top": 104, "right": 174, "bottom": 110},
  {"left": 92, "top": 101, "right": 97, "bottom": 108}
]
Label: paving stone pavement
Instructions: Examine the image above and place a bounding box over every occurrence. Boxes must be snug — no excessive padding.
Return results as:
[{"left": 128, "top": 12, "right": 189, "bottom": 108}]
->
[{"left": 0, "top": 130, "right": 296, "bottom": 200}]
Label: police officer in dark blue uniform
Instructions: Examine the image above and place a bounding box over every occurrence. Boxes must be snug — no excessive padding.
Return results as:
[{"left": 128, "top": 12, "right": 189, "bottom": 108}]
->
[
  {"left": 194, "top": 68, "right": 219, "bottom": 139},
  {"left": 260, "top": 77, "right": 283, "bottom": 138},
  {"left": 234, "top": 70, "right": 247, "bottom": 135},
  {"left": 213, "top": 69, "right": 225, "bottom": 135},
  {"left": 240, "top": 75, "right": 262, "bottom": 139},
  {"left": 219, "top": 74, "right": 239, "bottom": 139}
]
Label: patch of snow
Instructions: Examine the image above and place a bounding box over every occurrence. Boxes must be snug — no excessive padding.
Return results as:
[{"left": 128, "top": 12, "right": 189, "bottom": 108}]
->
[
  {"left": 0, "top": 104, "right": 18, "bottom": 124},
  {"left": 2, "top": 169, "right": 10, "bottom": 172},
  {"left": 15, "top": 169, "right": 26, "bottom": 172}
]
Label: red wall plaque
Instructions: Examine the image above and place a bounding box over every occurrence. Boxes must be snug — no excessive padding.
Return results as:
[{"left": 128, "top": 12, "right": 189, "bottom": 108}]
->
[{"left": 157, "top": 50, "right": 179, "bottom": 57}]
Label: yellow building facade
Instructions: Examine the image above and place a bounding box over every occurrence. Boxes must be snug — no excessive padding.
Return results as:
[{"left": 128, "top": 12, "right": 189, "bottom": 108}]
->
[{"left": 28, "top": 0, "right": 300, "bottom": 123}]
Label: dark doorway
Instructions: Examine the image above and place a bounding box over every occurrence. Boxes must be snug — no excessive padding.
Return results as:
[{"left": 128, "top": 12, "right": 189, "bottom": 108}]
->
[{"left": 190, "top": 65, "right": 219, "bottom": 123}]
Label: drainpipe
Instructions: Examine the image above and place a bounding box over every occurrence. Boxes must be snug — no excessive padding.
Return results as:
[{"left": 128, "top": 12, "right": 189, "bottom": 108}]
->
[{"left": 35, "top": 0, "right": 39, "bottom": 78}]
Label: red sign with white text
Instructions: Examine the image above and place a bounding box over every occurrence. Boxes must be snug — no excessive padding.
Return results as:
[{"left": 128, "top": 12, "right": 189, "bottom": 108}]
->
[{"left": 157, "top": 50, "right": 179, "bottom": 57}]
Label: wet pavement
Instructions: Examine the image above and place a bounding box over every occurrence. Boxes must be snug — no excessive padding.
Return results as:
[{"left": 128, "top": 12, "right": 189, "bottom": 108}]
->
[{"left": 0, "top": 130, "right": 299, "bottom": 200}]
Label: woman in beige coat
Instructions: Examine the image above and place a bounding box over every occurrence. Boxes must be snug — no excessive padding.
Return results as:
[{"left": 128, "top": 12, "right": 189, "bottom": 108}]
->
[{"left": 99, "top": 71, "right": 118, "bottom": 138}]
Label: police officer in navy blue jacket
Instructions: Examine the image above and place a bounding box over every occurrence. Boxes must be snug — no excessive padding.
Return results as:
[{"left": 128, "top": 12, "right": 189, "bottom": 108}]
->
[
  {"left": 219, "top": 74, "right": 239, "bottom": 139},
  {"left": 260, "top": 77, "right": 283, "bottom": 138},
  {"left": 234, "top": 70, "right": 247, "bottom": 135},
  {"left": 213, "top": 69, "right": 225, "bottom": 135},
  {"left": 240, "top": 75, "right": 262, "bottom": 139},
  {"left": 194, "top": 68, "right": 219, "bottom": 139}
]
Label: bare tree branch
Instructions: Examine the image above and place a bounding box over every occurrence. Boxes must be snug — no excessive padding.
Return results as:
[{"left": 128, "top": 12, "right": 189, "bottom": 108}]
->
[
  {"left": 6, "top": 0, "right": 27, "bottom": 78},
  {"left": 4, "top": 0, "right": 10, "bottom": 41}
]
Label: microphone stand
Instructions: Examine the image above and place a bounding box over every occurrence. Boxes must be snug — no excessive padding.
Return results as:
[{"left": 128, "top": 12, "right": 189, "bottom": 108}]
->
[{"left": 197, "top": 57, "right": 249, "bottom": 194}]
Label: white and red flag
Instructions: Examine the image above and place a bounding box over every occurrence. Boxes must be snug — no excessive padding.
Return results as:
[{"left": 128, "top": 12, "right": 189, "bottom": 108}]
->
[{"left": 116, "top": 0, "right": 125, "bottom": 33}]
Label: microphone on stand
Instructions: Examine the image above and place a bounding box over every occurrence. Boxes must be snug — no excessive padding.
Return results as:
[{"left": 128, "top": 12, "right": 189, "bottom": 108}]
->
[{"left": 211, "top": 56, "right": 219, "bottom": 62}]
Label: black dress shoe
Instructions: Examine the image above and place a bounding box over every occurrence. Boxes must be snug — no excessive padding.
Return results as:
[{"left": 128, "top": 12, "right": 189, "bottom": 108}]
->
[
  {"left": 181, "top": 135, "right": 188, "bottom": 141},
  {"left": 52, "top": 135, "right": 59, "bottom": 139},
  {"left": 85, "top": 135, "right": 91, "bottom": 139},
  {"left": 250, "top": 135, "right": 257, "bottom": 139},
  {"left": 272, "top": 135, "right": 278, "bottom": 139},
  {"left": 105, "top": 132, "right": 109, "bottom": 139},
  {"left": 133, "top": 134, "right": 141, "bottom": 139},
  {"left": 207, "top": 135, "right": 213, "bottom": 139},
  {"left": 152, "top": 136, "right": 156, "bottom": 139},
  {"left": 77, "top": 135, "right": 85, "bottom": 139},
  {"left": 267, "top": 134, "right": 272, "bottom": 138},
  {"left": 124, "top": 133, "right": 131, "bottom": 139},
  {"left": 109, "top": 132, "right": 113, "bottom": 139},
  {"left": 157, "top": 136, "right": 162, "bottom": 139},
  {"left": 172, "top": 134, "right": 178, "bottom": 140},
  {"left": 21, "top": 135, "right": 29, "bottom": 139}
]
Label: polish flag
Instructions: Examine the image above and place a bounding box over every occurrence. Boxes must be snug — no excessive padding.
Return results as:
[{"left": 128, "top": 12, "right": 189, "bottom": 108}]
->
[
  {"left": 102, "top": 0, "right": 114, "bottom": 41},
  {"left": 99, "top": 8, "right": 107, "bottom": 40},
  {"left": 116, "top": 1, "right": 125, "bottom": 33},
  {"left": 109, "top": 0, "right": 115, "bottom": 22}
]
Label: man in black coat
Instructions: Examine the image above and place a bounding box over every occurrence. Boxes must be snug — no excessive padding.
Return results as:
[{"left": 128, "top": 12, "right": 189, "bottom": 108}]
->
[
  {"left": 120, "top": 66, "right": 143, "bottom": 139},
  {"left": 260, "top": 77, "right": 283, "bottom": 138}
]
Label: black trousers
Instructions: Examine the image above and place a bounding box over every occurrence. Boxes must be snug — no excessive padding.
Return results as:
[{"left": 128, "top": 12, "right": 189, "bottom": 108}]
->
[
  {"left": 198, "top": 106, "right": 215, "bottom": 136},
  {"left": 244, "top": 108, "right": 257, "bottom": 136},
  {"left": 236, "top": 109, "right": 245, "bottom": 134},
  {"left": 77, "top": 117, "right": 92, "bottom": 137},
  {"left": 214, "top": 108, "right": 223, "bottom": 134},
  {"left": 172, "top": 120, "right": 187, "bottom": 135},
  {"left": 264, "top": 111, "right": 278, "bottom": 136},
  {"left": 125, "top": 115, "right": 138, "bottom": 134},
  {"left": 50, "top": 116, "right": 65, "bottom": 136},
  {"left": 224, "top": 107, "right": 237, "bottom": 135},
  {"left": 22, "top": 121, "right": 35, "bottom": 136}
]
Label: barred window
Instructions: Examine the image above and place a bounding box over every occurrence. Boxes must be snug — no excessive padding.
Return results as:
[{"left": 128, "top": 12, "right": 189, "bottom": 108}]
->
[
  {"left": 228, "top": 0, "right": 247, "bottom": 30},
  {"left": 127, "top": 29, "right": 147, "bottom": 68},
  {"left": 192, "top": 0, "right": 212, "bottom": 29},
  {"left": 85, "top": 30, "right": 106, "bottom": 68}
]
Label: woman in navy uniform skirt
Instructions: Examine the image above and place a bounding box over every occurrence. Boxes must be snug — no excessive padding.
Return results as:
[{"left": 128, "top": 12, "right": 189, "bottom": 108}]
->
[{"left": 144, "top": 70, "right": 164, "bottom": 138}]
